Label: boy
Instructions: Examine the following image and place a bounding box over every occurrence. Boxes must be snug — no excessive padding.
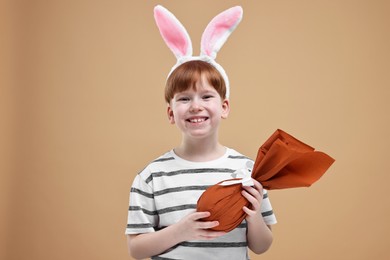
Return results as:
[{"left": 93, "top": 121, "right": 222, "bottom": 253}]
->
[
  {"left": 126, "top": 6, "right": 277, "bottom": 259},
  {"left": 126, "top": 61, "right": 276, "bottom": 259}
]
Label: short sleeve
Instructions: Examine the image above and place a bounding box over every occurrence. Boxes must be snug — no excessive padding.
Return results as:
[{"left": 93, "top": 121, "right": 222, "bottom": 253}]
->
[
  {"left": 125, "top": 168, "right": 158, "bottom": 234},
  {"left": 260, "top": 189, "right": 277, "bottom": 225}
]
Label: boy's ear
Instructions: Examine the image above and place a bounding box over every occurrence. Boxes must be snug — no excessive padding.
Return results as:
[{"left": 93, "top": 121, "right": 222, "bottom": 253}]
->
[
  {"left": 221, "top": 99, "right": 230, "bottom": 119},
  {"left": 167, "top": 105, "right": 175, "bottom": 124}
]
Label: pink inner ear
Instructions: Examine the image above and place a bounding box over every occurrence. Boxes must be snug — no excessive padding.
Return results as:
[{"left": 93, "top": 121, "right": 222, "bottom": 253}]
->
[
  {"left": 202, "top": 7, "right": 242, "bottom": 57},
  {"left": 155, "top": 9, "right": 189, "bottom": 57}
]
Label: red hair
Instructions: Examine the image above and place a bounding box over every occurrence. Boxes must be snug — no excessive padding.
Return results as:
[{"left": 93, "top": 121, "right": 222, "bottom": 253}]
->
[{"left": 165, "top": 60, "right": 226, "bottom": 103}]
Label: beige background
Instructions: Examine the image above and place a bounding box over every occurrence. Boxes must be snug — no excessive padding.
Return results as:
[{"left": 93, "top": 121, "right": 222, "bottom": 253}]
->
[{"left": 2, "top": 0, "right": 390, "bottom": 259}]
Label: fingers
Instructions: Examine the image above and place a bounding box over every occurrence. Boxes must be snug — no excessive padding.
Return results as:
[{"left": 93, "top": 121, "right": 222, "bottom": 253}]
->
[
  {"left": 252, "top": 179, "right": 264, "bottom": 197},
  {"left": 242, "top": 180, "right": 264, "bottom": 214},
  {"left": 198, "top": 220, "right": 220, "bottom": 230},
  {"left": 191, "top": 211, "right": 211, "bottom": 220},
  {"left": 242, "top": 186, "right": 261, "bottom": 202},
  {"left": 242, "top": 205, "right": 253, "bottom": 215},
  {"left": 242, "top": 179, "right": 263, "bottom": 198},
  {"left": 188, "top": 211, "right": 221, "bottom": 229},
  {"left": 185, "top": 211, "right": 226, "bottom": 240},
  {"left": 242, "top": 189, "right": 260, "bottom": 210}
]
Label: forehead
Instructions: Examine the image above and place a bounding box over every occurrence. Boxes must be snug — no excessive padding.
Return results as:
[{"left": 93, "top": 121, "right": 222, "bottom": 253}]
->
[{"left": 177, "top": 75, "right": 216, "bottom": 93}]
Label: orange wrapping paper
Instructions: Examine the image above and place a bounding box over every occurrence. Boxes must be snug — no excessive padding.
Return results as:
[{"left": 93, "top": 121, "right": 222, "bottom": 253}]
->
[{"left": 197, "top": 129, "right": 335, "bottom": 232}]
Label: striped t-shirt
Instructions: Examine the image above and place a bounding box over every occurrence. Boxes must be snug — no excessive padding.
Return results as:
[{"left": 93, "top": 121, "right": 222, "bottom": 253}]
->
[{"left": 126, "top": 148, "right": 277, "bottom": 259}]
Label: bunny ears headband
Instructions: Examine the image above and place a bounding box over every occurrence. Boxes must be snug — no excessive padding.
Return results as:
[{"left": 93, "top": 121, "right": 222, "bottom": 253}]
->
[{"left": 154, "top": 5, "right": 243, "bottom": 99}]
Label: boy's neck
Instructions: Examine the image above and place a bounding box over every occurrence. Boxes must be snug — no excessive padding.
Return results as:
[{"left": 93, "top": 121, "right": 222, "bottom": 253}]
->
[{"left": 174, "top": 137, "right": 226, "bottom": 162}]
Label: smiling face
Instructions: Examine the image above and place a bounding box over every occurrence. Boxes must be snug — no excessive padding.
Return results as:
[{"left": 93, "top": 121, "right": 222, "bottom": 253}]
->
[
  {"left": 167, "top": 75, "right": 230, "bottom": 140},
  {"left": 165, "top": 60, "right": 230, "bottom": 141}
]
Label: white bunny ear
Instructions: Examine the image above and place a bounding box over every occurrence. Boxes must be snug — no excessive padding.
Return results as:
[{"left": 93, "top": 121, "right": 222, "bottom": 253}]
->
[
  {"left": 201, "top": 6, "right": 243, "bottom": 59},
  {"left": 154, "top": 5, "right": 193, "bottom": 59}
]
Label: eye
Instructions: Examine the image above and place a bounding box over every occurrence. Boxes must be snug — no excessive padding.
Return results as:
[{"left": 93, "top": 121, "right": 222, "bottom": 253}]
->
[
  {"left": 177, "top": 97, "right": 190, "bottom": 102},
  {"left": 202, "top": 95, "right": 214, "bottom": 100}
]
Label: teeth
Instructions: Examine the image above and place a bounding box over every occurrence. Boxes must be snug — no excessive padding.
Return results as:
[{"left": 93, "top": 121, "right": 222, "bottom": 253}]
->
[{"left": 189, "top": 118, "right": 206, "bottom": 123}]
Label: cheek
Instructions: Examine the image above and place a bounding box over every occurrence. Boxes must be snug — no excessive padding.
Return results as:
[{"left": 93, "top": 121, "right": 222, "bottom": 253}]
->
[
  {"left": 213, "top": 103, "right": 226, "bottom": 114},
  {"left": 171, "top": 105, "right": 187, "bottom": 118}
]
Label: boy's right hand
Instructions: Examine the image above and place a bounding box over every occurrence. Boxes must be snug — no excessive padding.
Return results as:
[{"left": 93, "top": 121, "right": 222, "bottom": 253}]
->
[{"left": 174, "top": 211, "right": 226, "bottom": 242}]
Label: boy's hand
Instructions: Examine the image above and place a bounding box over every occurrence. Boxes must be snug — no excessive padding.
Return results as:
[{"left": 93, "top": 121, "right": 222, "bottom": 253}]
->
[
  {"left": 242, "top": 179, "right": 274, "bottom": 254},
  {"left": 241, "top": 179, "right": 264, "bottom": 222},
  {"left": 174, "top": 211, "right": 226, "bottom": 241}
]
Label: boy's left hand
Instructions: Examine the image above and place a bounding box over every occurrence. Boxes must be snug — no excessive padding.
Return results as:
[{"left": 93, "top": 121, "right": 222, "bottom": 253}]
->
[{"left": 241, "top": 179, "right": 264, "bottom": 221}]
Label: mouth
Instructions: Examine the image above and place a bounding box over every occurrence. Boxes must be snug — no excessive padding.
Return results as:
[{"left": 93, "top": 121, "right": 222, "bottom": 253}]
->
[{"left": 186, "top": 117, "right": 208, "bottom": 123}]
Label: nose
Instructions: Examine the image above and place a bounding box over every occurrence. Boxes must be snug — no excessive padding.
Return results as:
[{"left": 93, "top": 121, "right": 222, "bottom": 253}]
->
[{"left": 189, "top": 99, "right": 203, "bottom": 113}]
